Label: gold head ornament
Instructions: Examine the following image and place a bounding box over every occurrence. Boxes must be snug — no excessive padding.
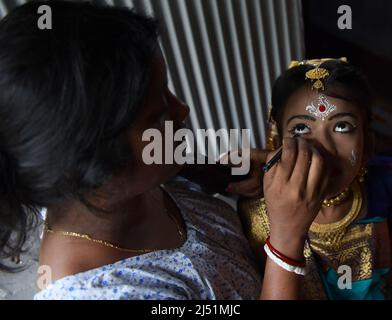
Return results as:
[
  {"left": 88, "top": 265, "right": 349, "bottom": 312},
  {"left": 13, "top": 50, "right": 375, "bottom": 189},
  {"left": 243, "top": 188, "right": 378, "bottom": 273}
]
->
[{"left": 288, "top": 57, "right": 348, "bottom": 91}]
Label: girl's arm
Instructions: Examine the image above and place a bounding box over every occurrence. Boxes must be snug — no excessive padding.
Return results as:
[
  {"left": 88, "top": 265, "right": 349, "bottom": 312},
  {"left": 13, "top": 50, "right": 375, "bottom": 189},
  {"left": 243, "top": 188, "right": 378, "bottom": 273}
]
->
[
  {"left": 260, "top": 234, "right": 305, "bottom": 299},
  {"left": 260, "top": 137, "right": 329, "bottom": 299}
]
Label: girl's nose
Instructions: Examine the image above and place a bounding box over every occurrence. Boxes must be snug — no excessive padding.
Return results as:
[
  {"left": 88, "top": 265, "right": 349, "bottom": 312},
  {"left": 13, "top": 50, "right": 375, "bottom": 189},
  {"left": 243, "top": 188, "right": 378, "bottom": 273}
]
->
[{"left": 308, "top": 133, "right": 337, "bottom": 160}]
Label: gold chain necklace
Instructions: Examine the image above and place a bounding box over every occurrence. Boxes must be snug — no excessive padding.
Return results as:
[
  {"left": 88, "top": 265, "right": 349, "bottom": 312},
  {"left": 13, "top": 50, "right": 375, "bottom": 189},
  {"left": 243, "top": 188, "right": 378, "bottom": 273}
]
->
[
  {"left": 322, "top": 187, "right": 350, "bottom": 207},
  {"left": 44, "top": 188, "right": 185, "bottom": 253},
  {"left": 321, "top": 167, "right": 367, "bottom": 208},
  {"left": 309, "top": 179, "right": 362, "bottom": 233}
]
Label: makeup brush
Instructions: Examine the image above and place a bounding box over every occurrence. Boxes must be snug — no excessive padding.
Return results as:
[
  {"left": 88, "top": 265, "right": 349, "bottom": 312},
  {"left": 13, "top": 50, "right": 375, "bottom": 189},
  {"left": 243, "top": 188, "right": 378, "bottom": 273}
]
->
[{"left": 262, "top": 133, "right": 300, "bottom": 173}]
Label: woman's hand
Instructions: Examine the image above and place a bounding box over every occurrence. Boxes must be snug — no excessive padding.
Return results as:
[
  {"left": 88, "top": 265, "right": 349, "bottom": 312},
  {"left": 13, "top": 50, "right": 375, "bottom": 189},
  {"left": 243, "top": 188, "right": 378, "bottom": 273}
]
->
[
  {"left": 260, "top": 137, "right": 329, "bottom": 300},
  {"left": 224, "top": 148, "right": 269, "bottom": 198},
  {"left": 263, "top": 137, "right": 329, "bottom": 257}
]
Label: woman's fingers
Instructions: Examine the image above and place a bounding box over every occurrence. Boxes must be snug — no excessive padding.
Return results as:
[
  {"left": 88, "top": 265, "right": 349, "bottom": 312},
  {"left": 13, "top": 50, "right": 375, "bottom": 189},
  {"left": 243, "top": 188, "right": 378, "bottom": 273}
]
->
[
  {"left": 306, "top": 146, "right": 326, "bottom": 200},
  {"left": 278, "top": 137, "right": 298, "bottom": 182},
  {"left": 289, "top": 138, "right": 312, "bottom": 191},
  {"left": 223, "top": 148, "right": 268, "bottom": 197},
  {"left": 250, "top": 148, "right": 270, "bottom": 167},
  {"left": 237, "top": 186, "right": 263, "bottom": 198},
  {"left": 263, "top": 150, "right": 280, "bottom": 188},
  {"left": 227, "top": 175, "right": 261, "bottom": 196}
]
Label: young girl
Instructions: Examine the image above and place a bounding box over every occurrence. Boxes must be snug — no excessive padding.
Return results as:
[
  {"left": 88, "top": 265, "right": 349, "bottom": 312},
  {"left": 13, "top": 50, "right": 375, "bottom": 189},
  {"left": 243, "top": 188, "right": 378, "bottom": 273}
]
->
[
  {"left": 0, "top": 1, "right": 264, "bottom": 299},
  {"left": 240, "top": 58, "right": 392, "bottom": 299}
]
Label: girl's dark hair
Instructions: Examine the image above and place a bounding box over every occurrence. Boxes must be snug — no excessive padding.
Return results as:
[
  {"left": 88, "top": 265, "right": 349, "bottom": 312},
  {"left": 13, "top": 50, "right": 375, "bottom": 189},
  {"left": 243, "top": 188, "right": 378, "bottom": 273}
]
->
[
  {"left": 271, "top": 59, "right": 373, "bottom": 137},
  {"left": 0, "top": 1, "right": 159, "bottom": 271}
]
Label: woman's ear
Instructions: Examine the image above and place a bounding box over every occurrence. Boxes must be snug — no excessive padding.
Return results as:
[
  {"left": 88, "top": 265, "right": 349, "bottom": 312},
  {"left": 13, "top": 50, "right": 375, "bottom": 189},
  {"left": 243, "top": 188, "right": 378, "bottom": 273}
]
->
[{"left": 363, "top": 131, "right": 376, "bottom": 164}]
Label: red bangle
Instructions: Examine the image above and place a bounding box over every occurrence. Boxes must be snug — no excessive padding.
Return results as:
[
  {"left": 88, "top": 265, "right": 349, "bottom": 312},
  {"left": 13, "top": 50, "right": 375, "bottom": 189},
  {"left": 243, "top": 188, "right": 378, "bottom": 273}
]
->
[{"left": 265, "top": 237, "right": 306, "bottom": 268}]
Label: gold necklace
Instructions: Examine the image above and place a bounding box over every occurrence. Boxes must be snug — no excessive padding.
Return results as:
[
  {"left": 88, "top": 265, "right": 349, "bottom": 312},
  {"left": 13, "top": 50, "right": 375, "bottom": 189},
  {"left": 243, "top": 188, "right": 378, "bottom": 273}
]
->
[
  {"left": 321, "top": 167, "right": 367, "bottom": 207},
  {"left": 322, "top": 187, "right": 350, "bottom": 208},
  {"left": 309, "top": 179, "right": 362, "bottom": 233},
  {"left": 44, "top": 188, "right": 185, "bottom": 253}
]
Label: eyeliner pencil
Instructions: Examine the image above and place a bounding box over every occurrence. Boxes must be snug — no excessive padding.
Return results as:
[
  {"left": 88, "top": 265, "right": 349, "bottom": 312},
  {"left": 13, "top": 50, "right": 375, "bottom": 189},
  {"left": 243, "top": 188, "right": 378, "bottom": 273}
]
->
[{"left": 262, "top": 133, "right": 300, "bottom": 173}]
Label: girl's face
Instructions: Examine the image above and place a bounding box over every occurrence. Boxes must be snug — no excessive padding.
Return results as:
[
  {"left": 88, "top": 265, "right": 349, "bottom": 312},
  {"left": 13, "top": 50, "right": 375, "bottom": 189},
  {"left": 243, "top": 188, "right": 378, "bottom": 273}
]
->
[{"left": 280, "top": 86, "right": 371, "bottom": 198}]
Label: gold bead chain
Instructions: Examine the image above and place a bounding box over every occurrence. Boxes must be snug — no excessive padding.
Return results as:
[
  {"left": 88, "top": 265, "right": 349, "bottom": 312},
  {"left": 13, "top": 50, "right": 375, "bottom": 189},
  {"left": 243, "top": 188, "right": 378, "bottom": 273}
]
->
[{"left": 44, "top": 189, "right": 185, "bottom": 253}]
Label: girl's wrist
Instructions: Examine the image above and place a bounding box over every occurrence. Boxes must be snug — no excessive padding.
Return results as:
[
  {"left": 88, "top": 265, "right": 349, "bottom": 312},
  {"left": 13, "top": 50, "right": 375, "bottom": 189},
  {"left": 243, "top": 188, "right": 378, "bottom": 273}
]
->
[{"left": 268, "top": 232, "right": 306, "bottom": 262}]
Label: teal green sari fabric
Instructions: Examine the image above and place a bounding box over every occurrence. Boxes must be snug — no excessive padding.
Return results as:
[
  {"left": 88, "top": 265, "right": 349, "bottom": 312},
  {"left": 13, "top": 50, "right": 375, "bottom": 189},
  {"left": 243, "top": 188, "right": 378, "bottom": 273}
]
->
[{"left": 321, "top": 266, "right": 390, "bottom": 300}]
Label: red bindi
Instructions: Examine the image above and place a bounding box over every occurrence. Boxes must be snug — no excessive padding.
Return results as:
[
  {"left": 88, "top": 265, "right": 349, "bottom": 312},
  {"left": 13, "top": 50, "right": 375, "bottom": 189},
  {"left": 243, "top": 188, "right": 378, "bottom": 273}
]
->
[{"left": 318, "top": 104, "right": 326, "bottom": 112}]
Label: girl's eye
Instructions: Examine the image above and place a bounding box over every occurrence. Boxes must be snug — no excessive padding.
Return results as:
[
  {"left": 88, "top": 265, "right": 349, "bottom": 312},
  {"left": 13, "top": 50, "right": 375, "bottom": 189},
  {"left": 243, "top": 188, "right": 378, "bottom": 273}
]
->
[
  {"left": 334, "top": 122, "right": 356, "bottom": 133},
  {"left": 289, "top": 123, "right": 310, "bottom": 135}
]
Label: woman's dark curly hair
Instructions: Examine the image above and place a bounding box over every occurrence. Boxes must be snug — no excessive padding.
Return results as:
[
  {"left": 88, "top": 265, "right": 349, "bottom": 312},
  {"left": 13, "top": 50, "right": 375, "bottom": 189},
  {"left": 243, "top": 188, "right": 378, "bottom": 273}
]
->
[
  {"left": 270, "top": 59, "right": 373, "bottom": 139},
  {"left": 0, "top": 1, "right": 159, "bottom": 271}
]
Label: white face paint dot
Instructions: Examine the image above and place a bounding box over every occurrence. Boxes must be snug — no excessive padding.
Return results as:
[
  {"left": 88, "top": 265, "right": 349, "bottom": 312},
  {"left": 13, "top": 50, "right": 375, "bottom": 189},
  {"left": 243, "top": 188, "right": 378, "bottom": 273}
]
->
[{"left": 349, "top": 150, "right": 357, "bottom": 166}]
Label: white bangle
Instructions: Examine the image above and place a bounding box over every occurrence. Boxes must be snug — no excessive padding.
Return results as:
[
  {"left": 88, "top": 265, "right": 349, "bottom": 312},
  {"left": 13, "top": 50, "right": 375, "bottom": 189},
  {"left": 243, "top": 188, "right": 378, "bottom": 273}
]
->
[{"left": 264, "top": 244, "right": 307, "bottom": 276}]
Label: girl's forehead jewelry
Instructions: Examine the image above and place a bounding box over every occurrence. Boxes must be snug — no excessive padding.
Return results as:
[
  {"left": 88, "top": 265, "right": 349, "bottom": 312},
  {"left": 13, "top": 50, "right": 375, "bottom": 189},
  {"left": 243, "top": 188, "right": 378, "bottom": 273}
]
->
[
  {"left": 305, "top": 94, "right": 337, "bottom": 121},
  {"left": 288, "top": 57, "right": 348, "bottom": 91},
  {"left": 305, "top": 67, "right": 329, "bottom": 91}
]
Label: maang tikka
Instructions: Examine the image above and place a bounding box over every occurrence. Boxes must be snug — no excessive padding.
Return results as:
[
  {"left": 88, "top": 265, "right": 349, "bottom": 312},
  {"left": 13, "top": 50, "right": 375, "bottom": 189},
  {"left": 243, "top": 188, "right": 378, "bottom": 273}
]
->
[{"left": 289, "top": 57, "right": 348, "bottom": 91}]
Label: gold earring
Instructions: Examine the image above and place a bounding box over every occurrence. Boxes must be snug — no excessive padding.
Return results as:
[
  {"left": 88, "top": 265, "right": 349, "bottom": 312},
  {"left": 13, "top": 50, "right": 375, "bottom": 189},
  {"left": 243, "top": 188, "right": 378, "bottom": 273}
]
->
[{"left": 267, "top": 107, "right": 279, "bottom": 151}]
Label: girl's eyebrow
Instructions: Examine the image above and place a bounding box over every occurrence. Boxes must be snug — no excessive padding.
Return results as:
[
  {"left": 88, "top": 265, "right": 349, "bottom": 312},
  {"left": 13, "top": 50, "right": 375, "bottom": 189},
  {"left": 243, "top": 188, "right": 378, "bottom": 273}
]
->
[
  {"left": 286, "top": 115, "right": 315, "bottom": 125},
  {"left": 327, "top": 112, "right": 358, "bottom": 121},
  {"left": 286, "top": 112, "right": 358, "bottom": 125}
]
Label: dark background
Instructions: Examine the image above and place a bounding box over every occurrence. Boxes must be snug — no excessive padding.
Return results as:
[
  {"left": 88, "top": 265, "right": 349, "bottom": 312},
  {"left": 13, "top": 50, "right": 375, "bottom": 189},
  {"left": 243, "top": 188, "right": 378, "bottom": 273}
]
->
[{"left": 302, "top": 0, "right": 392, "bottom": 155}]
